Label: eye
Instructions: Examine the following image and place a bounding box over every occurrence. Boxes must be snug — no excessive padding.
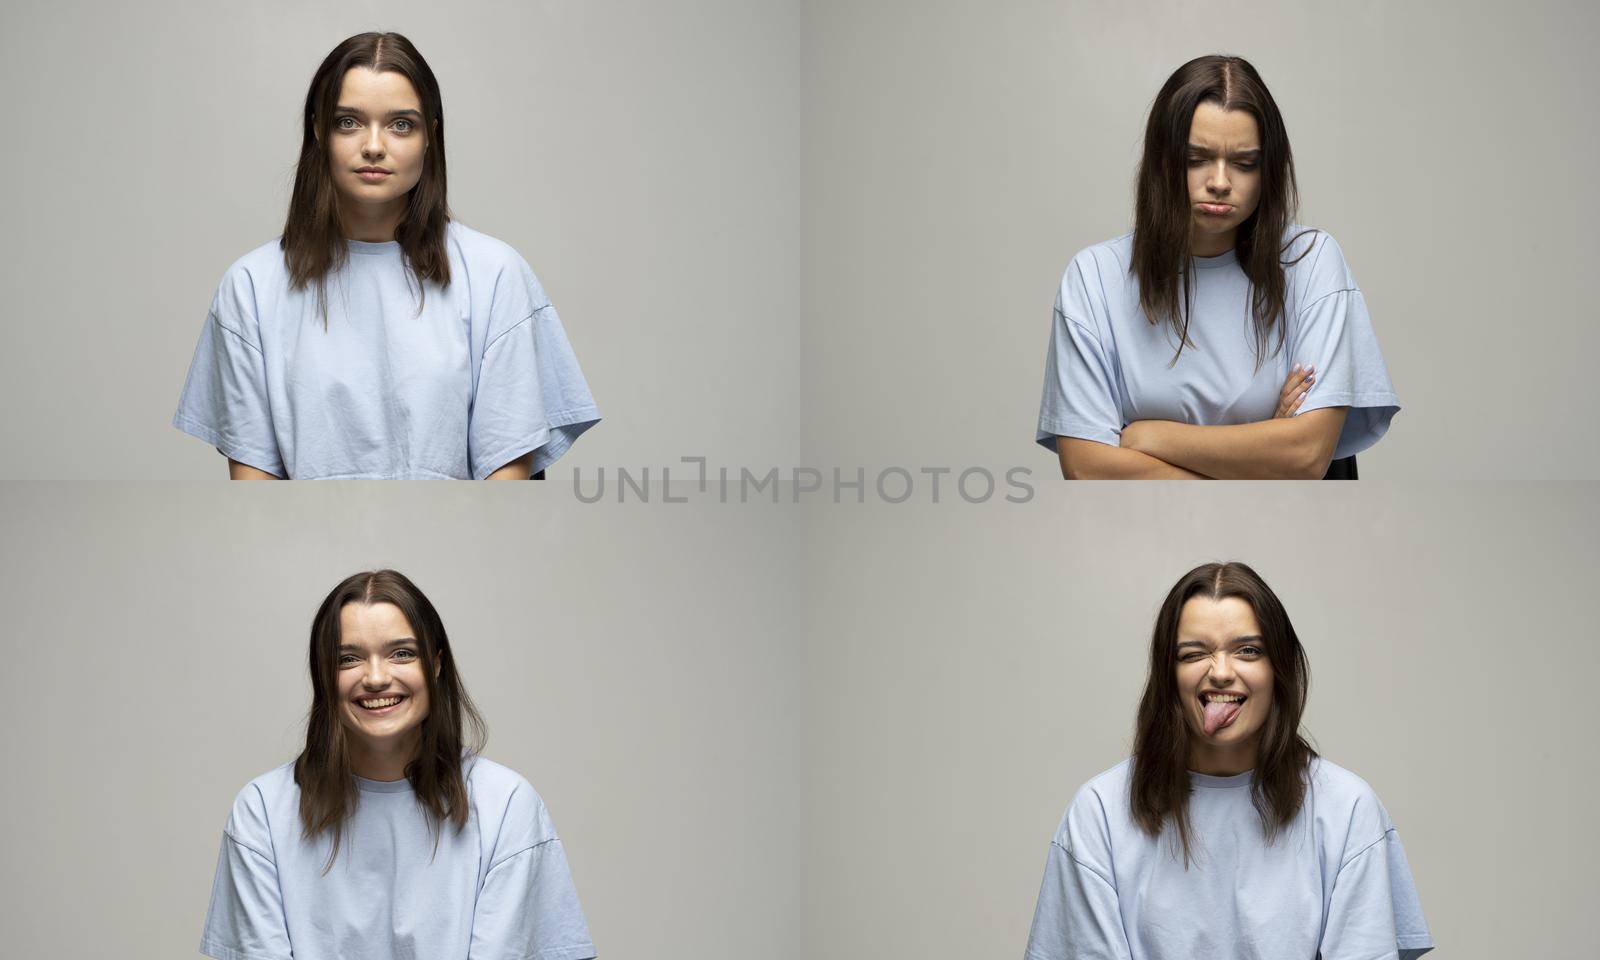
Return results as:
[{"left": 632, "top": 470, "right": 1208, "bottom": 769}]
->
[
  {"left": 392, "top": 118, "right": 414, "bottom": 133},
  {"left": 338, "top": 654, "right": 358, "bottom": 665},
  {"left": 393, "top": 649, "right": 417, "bottom": 660},
  {"left": 335, "top": 116, "right": 359, "bottom": 130},
  {"left": 1239, "top": 645, "right": 1264, "bottom": 656}
]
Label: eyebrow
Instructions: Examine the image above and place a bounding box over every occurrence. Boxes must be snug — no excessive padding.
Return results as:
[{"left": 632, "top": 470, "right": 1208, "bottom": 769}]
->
[
  {"left": 1176, "top": 635, "right": 1264, "bottom": 650},
  {"left": 334, "top": 106, "right": 422, "bottom": 119},
  {"left": 338, "top": 638, "right": 418, "bottom": 653},
  {"left": 1187, "top": 143, "right": 1261, "bottom": 158}
]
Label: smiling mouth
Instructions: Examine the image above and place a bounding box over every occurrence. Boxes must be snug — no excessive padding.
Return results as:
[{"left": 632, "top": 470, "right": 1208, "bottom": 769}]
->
[{"left": 356, "top": 695, "right": 406, "bottom": 711}]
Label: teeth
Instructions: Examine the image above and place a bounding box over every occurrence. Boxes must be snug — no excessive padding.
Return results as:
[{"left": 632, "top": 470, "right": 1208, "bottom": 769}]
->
[
  {"left": 359, "top": 696, "right": 402, "bottom": 709},
  {"left": 1202, "top": 694, "right": 1244, "bottom": 702}
]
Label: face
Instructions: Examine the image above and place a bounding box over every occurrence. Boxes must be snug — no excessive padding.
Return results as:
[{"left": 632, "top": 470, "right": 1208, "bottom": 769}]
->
[
  {"left": 319, "top": 67, "right": 431, "bottom": 219},
  {"left": 1185, "top": 101, "right": 1262, "bottom": 255},
  {"left": 1175, "top": 596, "right": 1275, "bottom": 764},
  {"left": 335, "top": 601, "right": 437, "bottom": 750}
]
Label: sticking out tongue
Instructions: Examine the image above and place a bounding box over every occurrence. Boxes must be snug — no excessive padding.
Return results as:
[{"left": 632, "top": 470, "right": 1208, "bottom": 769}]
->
[{"left": 1202, "top": 698, "right": 1244, "bottom": 736}]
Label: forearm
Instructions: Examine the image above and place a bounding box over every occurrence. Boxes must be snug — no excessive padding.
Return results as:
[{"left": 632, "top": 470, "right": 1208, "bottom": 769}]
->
[
  {"left": 486, "top": 452, "right": 535, "bottom": 480},
  {"left": 1120, "top": 410, "right": 1344, "bottom": 480},
  {"left": 227, "top": 459, "right": 281, "bottom": 480},
  {"left": 1056, "top": 437, "right": 1210, "bottom": 479}
]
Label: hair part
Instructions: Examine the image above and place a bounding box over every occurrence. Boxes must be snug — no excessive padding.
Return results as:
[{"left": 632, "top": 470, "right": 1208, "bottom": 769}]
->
[
  {"left": 1129, "top": 560, "right": 1317, "bottom": 868},
  {"left": 1130, "top": 54, "right": 1318, "bottom": 368},
  {"left": 293, "top": 569, "right": 487, "bottom": 875},
  {"left": 282, "top": 32, "right": 453, "bottom": 327}
]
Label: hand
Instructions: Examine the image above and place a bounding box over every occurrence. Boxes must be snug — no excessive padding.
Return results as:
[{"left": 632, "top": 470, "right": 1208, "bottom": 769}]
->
[
  {"left": 1274, "top": 363, "right": 1315, "bottom": 418},
  {"left": 1118, "top": 420, "right": 1150, "bottom": 452}
]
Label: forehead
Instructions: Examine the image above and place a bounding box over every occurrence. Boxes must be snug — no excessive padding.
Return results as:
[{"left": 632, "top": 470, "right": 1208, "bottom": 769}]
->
[
  {"left": 339, "top": 601, "right": 415, "bottom": 645},
  {"left": 336, "top": 67, "right": 422, "bottom": 110},
  {"left": 1186, "top": 101, "right": 1259, "bottom": 148},
  {"left": 1175, "top": 595, "right": 1261, "bottom": 643}
]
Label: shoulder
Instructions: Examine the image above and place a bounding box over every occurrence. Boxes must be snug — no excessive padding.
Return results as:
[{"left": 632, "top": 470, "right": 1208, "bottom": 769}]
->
[
  {"left": 223, "top": 762, "right": 297, "bottom": 849},
  {"left": 1054, "top": 758, "right": 1133, "bottom": 840},
  {"left": 467, "top": 755, "right": 551, "bottom": 818},
  {"left": 235, "top": 761, "right": 297, "bottom": 805},
  {"left": 1279, "top": 223, "right": 1356, "bottom": 297},
  {"left": 209, "top": 238, "right": 286, "bottom": 318},
  {"left": 1307, "top": 756, "right": 1394, "bottom": 845},
  {"left": 1307, "top": 755, "right": 1379, "bottom": 803},
  {"left": 1061, "top": 232, "right": 1133, "bottom": 287},
  {"left": 467, "top": 755, "right": 560, "bottom": 856},
  {"left": 447, "top": 219, "right": 532, "bottom": 275}
]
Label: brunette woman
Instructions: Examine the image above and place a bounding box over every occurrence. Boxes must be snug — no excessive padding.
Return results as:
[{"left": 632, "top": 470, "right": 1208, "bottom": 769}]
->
[
  {"left": 1024, "top": 562, "right": 1431, "bottom": 959},
  {"left": 1036, "top": 55, "right": 1397, "bottom": 479},
  {"left": 200, "top": 570, "right": 595, "bottom": 960},
  {"left": 174, "top": 33, "right": 599, "bottom": 479}
]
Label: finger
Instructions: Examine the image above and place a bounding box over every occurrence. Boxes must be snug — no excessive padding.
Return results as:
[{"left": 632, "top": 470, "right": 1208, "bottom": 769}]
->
[{"left": 1280, "top": 366, "right": 1308, "bottom": 400}]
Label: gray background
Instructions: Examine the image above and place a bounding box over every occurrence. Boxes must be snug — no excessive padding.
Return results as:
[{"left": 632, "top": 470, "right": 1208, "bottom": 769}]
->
[
  {"left": 799, "top": 480, "right": 1599, "bottom": 959},
  {"left": 0, "top": 0, "right": 800, "bottom": 478},
  {"left": 3, "top": 0, "right": 1599, "bottom": 957},
  {"left": 801, "top": 0, "right": 1600, "bottom": 480},
  {"left": 0, "top": 484, "right": 803, "bottom": 960}
]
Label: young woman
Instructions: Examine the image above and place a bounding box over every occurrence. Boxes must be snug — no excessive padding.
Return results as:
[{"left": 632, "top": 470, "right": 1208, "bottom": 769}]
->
[
  {"left": 200, "top": 570, "right": 596, "bottom": 960},
  {"left": 1036, "top": 55, "right": 1398, "bottom": 479},
  {"left": 1024, "top": 562, "right": 1432, "bottom": 960},
  {"left": 174, "top": 32, "right": 600, "bottom": 479}
]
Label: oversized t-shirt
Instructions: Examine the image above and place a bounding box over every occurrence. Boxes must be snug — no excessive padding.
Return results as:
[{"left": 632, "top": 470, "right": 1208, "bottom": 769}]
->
[
  {"left": 173, "top": 220, "right": 600, "bottom": 479},
  {"left": 200, "top": 755, "right": 596, "bottom": 960},
  {"left": 1036, "top": 227, "right": 1398, "bottom": 461},
  {"left": 1024, "top": 757, "right": 1433, "bottom": 960}
]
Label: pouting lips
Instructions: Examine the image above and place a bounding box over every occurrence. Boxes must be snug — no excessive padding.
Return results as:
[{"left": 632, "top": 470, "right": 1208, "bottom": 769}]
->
[{"left": 1200, "top": 694, "right": 1247, "bottom": 736}]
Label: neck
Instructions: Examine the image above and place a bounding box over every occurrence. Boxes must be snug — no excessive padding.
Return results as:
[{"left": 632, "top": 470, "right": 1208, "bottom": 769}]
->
[
  {"left": 1188, "top": 737, "right": 1258, "bottom": 776},
  {"left": 1190, "top": 229, "right": 1236, "bottom": 258},
  {"left": 348, "top": 732, "right": 419, "bottom": 782},
  {"left": 339, "top": 195, "right": 407, "bottom": 243}
]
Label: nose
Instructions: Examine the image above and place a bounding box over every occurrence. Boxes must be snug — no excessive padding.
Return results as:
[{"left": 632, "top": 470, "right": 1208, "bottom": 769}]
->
[
  {"left": 361, "top": 657, "right": 390, "bottom": 688},
  {"left": 1205, "top": 159, "right": 1230, "bottom": 196},
  {"left": 362, "top": 125, "right": 385, "bottom": 160},
  {"left": 1206, "top": 652, "right": 1236, "bottom": 684}
]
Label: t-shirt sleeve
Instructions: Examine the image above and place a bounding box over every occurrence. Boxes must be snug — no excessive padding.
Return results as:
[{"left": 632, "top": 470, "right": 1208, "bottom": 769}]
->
[
  {"left": 469, "top": 256, "right": 601, "bottom": 479},
  {"left": 199, "top": 785, "right": 293, "bottom": 960},
  {"left": 1319, "top": 794, "right": 1434, "bottom": 960},
  {"left": 1023, "top": 791, "right": 1133, "bottom": 960},
  {"left": 1036, "top": 257, "right": 1124, "bottom": 452},
  {"left": 1288, "top": 234, "right": 1400, "bottom": 460},
  {"left": 172, "top": 267, "right": 286, "bottom": 477},
  {"left": 469, "top": 784, "right": 596, "bottom": 960}
]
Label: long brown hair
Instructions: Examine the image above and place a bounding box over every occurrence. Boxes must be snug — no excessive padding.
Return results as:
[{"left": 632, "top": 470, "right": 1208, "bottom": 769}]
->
[
  {"left": 1131, "top": 55, "right": 1317, "bottom": 367},
  {"left": 293, "top": 570, "right": 487, "bottom": 875},
  {"left": 1129, "top": 561, "right": 1317, "bottom": 868},
  {"left": 281, "top": 32, "right": 453, "bottom": 326}
]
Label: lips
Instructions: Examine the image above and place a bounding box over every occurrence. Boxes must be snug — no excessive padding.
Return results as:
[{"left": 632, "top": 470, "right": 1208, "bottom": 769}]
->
[{"left": 1196, "top": 202, "right": 1232, "bottom": 214}]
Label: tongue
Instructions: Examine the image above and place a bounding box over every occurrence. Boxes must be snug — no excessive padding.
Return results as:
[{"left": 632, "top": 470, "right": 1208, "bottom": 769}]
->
[{"left": 1203, "top": 699, "right": 1243, "bottom": 736}]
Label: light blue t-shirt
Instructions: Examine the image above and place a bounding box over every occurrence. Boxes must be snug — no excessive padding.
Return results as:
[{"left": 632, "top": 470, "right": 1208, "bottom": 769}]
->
[
  {"left": 173, "top": 220, "right": 600, "bottom": 478},
  {"left": 200, "top": 755, "right": 596, "bottom": 960},
  {"left": 1036, "top": 227, "right": 1398, "bottom": 461},
  {"left": 1024, "top": 756, "right": 1433, "bottom": 960}
]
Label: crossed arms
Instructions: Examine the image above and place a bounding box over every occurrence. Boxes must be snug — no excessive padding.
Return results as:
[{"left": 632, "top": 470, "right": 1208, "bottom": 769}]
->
[{"left": 1055, "top": 365, "right": 1348, "bottom": 480}]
